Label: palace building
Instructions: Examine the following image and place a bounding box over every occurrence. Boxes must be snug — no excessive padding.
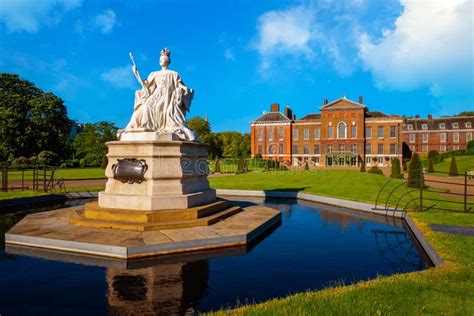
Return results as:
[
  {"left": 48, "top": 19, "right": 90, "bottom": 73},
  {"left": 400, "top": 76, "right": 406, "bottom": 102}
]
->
[{"left": 250, "top": 96, "right": 474, "bottom": 167}]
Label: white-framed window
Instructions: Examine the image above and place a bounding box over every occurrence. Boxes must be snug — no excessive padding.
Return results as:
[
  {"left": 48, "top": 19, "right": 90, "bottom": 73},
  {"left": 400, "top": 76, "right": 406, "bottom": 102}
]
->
[
  {"left": 328, "top": 126, "right": 333, "bottom": 139},
  {"left": 439, "top": 123, "right": 446, "bottom": 129},
  {"left": 422, "top": 123, "right": 428, "bottom": 130},
  {"left": 292, "top": 145, "right": 298, "bottom": 154},
  {"left": 467, "top": 132, "right": 472, "bottom": 142},
  {"left": 268, "top": 129, "right": 273, "bottom": 140},
  {"left": 452, "top": 122, "right": 459, "bottom": 129},
  {"left": 366, "top": 127, "right": 372, "bottom": 139},
  {"left": 314, "top": 129, "right": 320, "bottom": 140},
  {"left": 303, "top": 129, "right": 309, "bottom": 140},
  {"left": 313, "top": 145, "right": 320, "bottom": 155},
  {"left": 453, "top": 132, "right": 459, "bottom": 143},
  {"left": 378, "top": 126, "right": 384, "bottom": 139},
  {"left": 365, "top": 144, "right": 371, "bottom": 155},
  {"left": 422, "top": 133, "right": 428, "bottom": 143},
  {"left": 327, "top": 144, "right": 332, "bottom": 153},
  {"left": 338, "top": 122, "right": 347, "bottom": 139},
  {"left": 390, "top": 126, "right": 396, "bottom": 138},
  {"left": 409, "top": 133, "right": 415, "bottom": 143},
  {"left": 303, "top": 145, "right": 309, "bottom": 155},
  {"left": 440, "top": 132, "right": 447, "bottom": 143},
  {"left": 351, "top": 123, "right": 356, "bottom": 138},
  {"left": 407, "top": 124, "right": 413, "bottom": 131},
  {"left": 258, "top": 129, "right": 263, "bottom": 141},
  {"left": 339, "top": 144, "right": 345, "bottom": 152},
  {"left": 422, "top": 145, "right": 428, "bottom": 152},
  {"left": 293, "top": 129, "right": 298, "bottom": 140},
  {"left": 279, "top": 127, "right": 284, "bottom": 140},
  {"left": 279, "top": 144, "right": 284, "bottom": 154},
  {"left": 440, "top": 145, "right": 447, "bottom": 152},
  {"left": 466, "top": 122, "right": 472, "bottom": 128},
  {"left": 390, "top": 144, "right": 396, "bottom": 155},
  {"left": 378, "top": 144, "right": 384, "bottom": 155},
  {"left": 351, "top": 144, "right": 357, "bottom": 153}
]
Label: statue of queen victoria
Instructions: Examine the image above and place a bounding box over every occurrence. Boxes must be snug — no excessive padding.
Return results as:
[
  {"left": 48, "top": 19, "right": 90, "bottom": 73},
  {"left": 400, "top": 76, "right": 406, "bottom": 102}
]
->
[{"left": 120, "top": 48, "right": 198, "bottom": 142}]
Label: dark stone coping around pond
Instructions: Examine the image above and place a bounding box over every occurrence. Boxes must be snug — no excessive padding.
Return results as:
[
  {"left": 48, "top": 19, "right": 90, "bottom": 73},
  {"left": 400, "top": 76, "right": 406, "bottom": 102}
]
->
[{"left": 431, "top": 224, "right": 474, "bottom": 237}]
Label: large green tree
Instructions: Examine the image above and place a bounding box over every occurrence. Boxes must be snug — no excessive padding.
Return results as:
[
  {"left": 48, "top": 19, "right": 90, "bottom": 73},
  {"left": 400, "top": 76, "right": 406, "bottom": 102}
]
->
[
  {"left": 0, "top": 73, "right": 72, "bottom": 162},
  {"left": 73, "top": 122, "right": 117, "bottom": 167}
]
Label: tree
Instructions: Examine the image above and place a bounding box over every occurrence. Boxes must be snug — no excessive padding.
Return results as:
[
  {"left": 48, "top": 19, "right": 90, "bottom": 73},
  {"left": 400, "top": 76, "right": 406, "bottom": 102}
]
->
[
  {"left": 466, "top": 140, "right": 474, "bottom": 155},
  {"left": 390, "top": 157, "right": 402, "bottom": 178},
  {"left": 0, "top": 73, "right": 72, "bottom": 162},
  {"left": 214, "top": 159, "right": 221, "bottom": 173},
  {"left": 407, "top": 152, "right": 424, "bottom": 187},
  {"left": 73, "top": 122, "right": 117, "bottom": 167},
  {"left": 427, "top": 158, "right": 434, "bottom": 173},
  {"left": 188, "top": 116, "right": 210, "bottom": 140},
  {"left": 428, "top": 150, "right": 439, "bottom": 159},
  {"left": 449, "top": 156, "right": 458, "bottom": 176}
]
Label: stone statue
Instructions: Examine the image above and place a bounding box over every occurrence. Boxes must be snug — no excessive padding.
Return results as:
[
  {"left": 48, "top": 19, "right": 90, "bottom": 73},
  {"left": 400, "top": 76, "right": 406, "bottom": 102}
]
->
[{"left": 120, "top": 48, "right": 198, "bottom": 142}]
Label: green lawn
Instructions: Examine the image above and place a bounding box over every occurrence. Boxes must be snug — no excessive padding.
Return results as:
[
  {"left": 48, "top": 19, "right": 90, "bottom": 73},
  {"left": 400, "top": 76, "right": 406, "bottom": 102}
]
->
[
  {"left": 206, "top": 170, "right": 474, "bottom": 315},
  {"left": 0, "top": 190, "right": 48, "bottom": 200},
  {"left": 7, "top": 168, "right": 106, "bottom": 180},
  {"left": 432, "top": 155, "right": 474, "bottom": 175}
]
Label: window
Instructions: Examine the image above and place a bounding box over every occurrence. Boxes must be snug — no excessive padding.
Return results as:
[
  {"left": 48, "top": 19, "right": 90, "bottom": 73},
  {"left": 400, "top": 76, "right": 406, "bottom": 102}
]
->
[
  {"left": 439, "top": 123, "right": 446, "bottom": 129},
  {"left": 328, "top": 126, "right": 333, "bottom": 138},
  {"left": 351, "top": 124, "right": 356, "bottom": 138},
  {"left": 365, "top": 144, "right": 371, "bottom": 155},
  {"left": 258, "top": 145, "right": 262, "bottom": 154},
  {"left": 313, "top": 145, "right": 320, "bottom": 155},
  {"left": 452, "top": 122, "right": 459, "bottom": 129},
  {"left": 268, "top": 129, "right": 273, "bottom": 140},
  {"left": 339, "top": 144, "right": 345, "bottom": 152},
  {"left": 292, "top": 145, "right": 298, "bottom": 154},
  {"left": 378, "top": 126, "right": 384, "bottom": 139},
  {"left": 453, "top": 132, "right": 459, "bottom": 143},
  {"left": 279, "top": 144, "right": 284, "bottom": 154},
  {"left": 422, "top": 145, "right": 428, "bottom": 152},
  {"left": 378, "top": 144, "right": 384, "bottom": 155},
  {"left": 351, "top": 144, "right": 357, "bottom": 154},
  {"left": 279, "top": 128, "right": 284, "bottom": 140},
  {"left": 327, "top": 145, "right": 332, "bottom": 153},
  {"left": 314, "top": 129, "right": 320, "bottom": 140},
  {"left": 366, "top": 127, "right": 372, "bottom": 139},
  {"left": 440, "top": 145, "right": 447, "bottom": 152},
  {"left": 422, "top": 133, "right": 428, "bottom": 143},
  {"left": 293, "top": 129, "right": 298, "bottom": 140},
  {"left": 303, "top": 145, "right": 309, "bottom": 155},
  {"left": 409, "top": 133, "right": 415, "bottom": 143},
  {"left": 338, "top": 122, "right": 347, "bottom": 139},
  {"left": 440, "top": 132, "right": 446, "bottom": 143},
  {"left": 390, "top": 144, "right": 396, "bottom": 155},
  {"left": 422, "top": 124, "right": 428, "bottom": 130},
  {"left": 303, "top": 129, "right": 309, "bottom": 140},
  {"left": 407, "top": 124, "right": 413, "bottom": 131},
  {"left": 258, "top": 129, "right": 263, "bottom": 141},
  {"left": 466, "top": 122, "right": 472, "bottom": 128},
  {"left": 467, "top": 132, "right": 472, "bottom": 142},
  {"left": 390, "top": 126, "right": 396, "bottom": 138}
]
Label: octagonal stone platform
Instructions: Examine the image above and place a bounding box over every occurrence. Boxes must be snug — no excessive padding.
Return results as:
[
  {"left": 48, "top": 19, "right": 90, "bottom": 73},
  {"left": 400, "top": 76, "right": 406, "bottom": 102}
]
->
[{"left": 5, "top": 203, "right": 281, "bottom": 259}]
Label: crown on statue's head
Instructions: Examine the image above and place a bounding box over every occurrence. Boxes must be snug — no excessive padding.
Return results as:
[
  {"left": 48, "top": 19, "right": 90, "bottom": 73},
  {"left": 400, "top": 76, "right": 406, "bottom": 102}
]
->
[{"left": 161, "top": 48, "right": 171, "bottom": 57}]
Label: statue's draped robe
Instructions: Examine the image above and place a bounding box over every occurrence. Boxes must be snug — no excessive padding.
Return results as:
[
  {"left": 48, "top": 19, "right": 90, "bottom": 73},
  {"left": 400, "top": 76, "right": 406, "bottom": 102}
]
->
[{"left": 125, "top": 69, "right": 197, "bottom": 141}]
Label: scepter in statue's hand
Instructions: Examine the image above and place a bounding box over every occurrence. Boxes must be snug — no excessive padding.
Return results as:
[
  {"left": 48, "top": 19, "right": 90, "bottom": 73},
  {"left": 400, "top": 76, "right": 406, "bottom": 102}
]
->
[{"left": 129, "top": 52, "right": 150, "bottom": 97}]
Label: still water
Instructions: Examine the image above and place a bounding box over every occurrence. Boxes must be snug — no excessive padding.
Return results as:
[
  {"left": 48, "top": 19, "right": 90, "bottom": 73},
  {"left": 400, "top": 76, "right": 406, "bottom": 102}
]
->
[{"left": 0, "top": 197, "right": 430, "bottom": 315}]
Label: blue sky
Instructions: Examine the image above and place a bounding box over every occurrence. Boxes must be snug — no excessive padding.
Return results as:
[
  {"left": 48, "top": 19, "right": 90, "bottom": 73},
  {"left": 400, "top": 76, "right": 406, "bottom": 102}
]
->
[{"left": 0, "top": 0, "right": 472, "bottom": 133}]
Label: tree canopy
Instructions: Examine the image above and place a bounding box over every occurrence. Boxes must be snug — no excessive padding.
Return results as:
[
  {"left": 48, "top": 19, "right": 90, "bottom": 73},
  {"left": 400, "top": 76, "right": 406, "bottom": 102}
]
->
[{"left": 73, "top": 121, "right": 118, "bottom": 167}]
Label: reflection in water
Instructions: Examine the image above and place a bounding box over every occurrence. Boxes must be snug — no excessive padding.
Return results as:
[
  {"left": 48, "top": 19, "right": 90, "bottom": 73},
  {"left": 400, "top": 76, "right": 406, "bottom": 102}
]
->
[{"left": 106, "top": 260, "right": 208, "bottom": 315}]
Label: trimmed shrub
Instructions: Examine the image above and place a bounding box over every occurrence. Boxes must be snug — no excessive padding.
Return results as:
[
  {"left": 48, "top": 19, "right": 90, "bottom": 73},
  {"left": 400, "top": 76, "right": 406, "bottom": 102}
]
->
[
  {"left": 360, "top": 160, "right": 366, "bottom": 172},
  {"left": 407, "top": 152, "right": 424, "bottom": 188},
  {"left": 427, "top": 158, "right": 434, "bottom": 173},
  {"left": 466, "top": 140, "right": 474, "bottom": 155},
  {"left": 368, "top": 165, "right": 384, "bottom": 175},
  {"left": 449, "top": 156, "right": 458, "bottom": 176},
  {"left": 390, "top": 157, "right": 402, "bottom": 178},
  {"left": 304, "top": 160, "right": 309, "bottom": 171},
  {"left": 214, "top": 159, "right": 221, "bottom": 173},
  {"left": 428, "top": 150, "right": 439, "bottom": 159}
]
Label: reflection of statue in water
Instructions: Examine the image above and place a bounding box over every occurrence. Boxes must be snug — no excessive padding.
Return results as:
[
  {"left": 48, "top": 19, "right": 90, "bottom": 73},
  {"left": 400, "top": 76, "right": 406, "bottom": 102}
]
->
[{"left": 122, "top": 48, "right": 198, "bottom": 142}]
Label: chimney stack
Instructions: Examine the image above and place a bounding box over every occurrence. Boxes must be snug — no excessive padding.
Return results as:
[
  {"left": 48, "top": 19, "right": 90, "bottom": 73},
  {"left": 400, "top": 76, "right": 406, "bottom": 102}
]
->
[
  {"left": 415, "top": 114, "right": 420, "bottom": 118},
  {"left": 270, "top": 103, "right": 280, "bottom": 112},
  {"left": 292, "top": 114, "right": 296, "bottom": 120},
  {"left": 285, "top": 106, "right": 292, "bottom": 119},
  {"left": 323, "top": 98, "right": 328, "bottom": 105},
  {"left": 428, "top": 114, "right": 432, "bottom": 120},
  {"left": 359, "top": 96, "right": 363, "bottom": 104}
]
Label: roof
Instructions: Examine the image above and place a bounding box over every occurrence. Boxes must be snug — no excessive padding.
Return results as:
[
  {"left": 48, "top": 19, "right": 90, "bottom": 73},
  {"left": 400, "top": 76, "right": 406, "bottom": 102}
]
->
[
  {"left": 366, "top": 111, "right": 389, "bottom": 118},
  {"left": 404, "top": 116, "right": 474, "bottom": 131},
  {"left": 252, "top": 112, "right": 291, "bottom": 123},
  {"left": 320, "top": 96, "right": 366, "bottom": 110},
  {"left": 299, "top": 113, "right": 321, "bottom": 120}
]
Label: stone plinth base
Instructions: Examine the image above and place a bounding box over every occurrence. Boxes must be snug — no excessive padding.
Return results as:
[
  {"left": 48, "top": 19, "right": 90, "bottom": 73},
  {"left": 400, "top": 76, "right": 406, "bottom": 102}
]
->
[
  {"left": 71, "top": 200, "right": 242, "bottom": 231},
  {"left": 5, "top": 203, "right": 281, "bottom": 259},
  {"left": 100, "top": 140, "right": 216, "bottom": 211}
]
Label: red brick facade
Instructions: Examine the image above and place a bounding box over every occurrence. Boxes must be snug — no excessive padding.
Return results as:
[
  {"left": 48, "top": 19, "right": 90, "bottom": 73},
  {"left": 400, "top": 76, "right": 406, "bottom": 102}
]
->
[{"left": 250, "top": 97, "right": 474, "bottom": 167}]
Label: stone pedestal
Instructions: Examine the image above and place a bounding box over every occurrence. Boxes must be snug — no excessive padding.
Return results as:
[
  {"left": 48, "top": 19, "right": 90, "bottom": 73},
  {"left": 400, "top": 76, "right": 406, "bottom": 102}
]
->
[{"left": 99, "top": 140, "right": 216, "bottom": 211}]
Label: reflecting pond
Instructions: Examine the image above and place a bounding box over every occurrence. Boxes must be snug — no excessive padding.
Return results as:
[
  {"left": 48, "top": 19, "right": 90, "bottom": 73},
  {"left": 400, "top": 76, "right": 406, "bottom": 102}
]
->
[{"left": 0, "top": 197, "right": 431, "bottom": 314}]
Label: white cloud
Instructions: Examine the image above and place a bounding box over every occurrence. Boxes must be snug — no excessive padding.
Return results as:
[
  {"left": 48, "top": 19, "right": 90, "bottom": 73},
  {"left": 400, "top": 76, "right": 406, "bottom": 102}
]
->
[
  {"left": 101, "top": 65, "right": 135, "bottom": 89},
  {"left": 0, "top": 0, "right": 81, "bottom": 33},
  {"left": 224, "top": 49, "right": 236, "bottom": 62},
  {"left": 358, "top": 0, "right": 473, "bottom": 94},
  {"left": 93, "top": 9, "right": 117, "bottom": 34}
]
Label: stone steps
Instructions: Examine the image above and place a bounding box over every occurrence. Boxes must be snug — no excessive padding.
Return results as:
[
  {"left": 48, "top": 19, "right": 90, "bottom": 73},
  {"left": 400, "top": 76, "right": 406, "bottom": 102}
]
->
[{"left": 70, "top": 205, "right": 243, "bottom": 232}]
